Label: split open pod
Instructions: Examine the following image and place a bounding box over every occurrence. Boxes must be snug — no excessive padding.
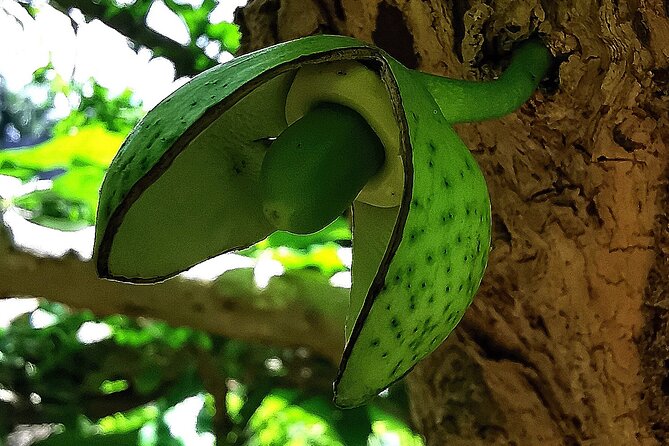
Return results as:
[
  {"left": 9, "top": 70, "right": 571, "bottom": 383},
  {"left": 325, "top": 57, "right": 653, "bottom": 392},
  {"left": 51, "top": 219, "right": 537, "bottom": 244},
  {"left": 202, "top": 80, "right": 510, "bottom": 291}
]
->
[{"left": 94, "top": 35, "right": 551, "bottom": 408}]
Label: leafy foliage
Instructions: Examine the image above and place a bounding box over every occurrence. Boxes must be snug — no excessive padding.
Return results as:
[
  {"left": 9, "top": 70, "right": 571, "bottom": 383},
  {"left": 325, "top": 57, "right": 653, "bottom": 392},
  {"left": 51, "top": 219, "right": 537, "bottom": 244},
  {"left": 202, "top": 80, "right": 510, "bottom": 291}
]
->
[
  {"left": 31, "top": 65, "right": 144, "bottom": 137},
  {"left": 43, "top": 0, "right": 242, "bottom": 77},
  {"left": 0, "top": 301, "right": 418, "bottom": 445},
  {"left": 0, "top": 126, "right": 123, "bottom": 229}
]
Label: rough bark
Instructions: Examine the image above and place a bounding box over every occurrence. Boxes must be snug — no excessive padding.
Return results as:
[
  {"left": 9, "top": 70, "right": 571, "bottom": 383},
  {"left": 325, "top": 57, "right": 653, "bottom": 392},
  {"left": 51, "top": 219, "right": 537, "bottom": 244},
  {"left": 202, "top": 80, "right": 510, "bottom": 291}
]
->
[{"left": 237, "top": 0, "right": 669, "bottom": 444}]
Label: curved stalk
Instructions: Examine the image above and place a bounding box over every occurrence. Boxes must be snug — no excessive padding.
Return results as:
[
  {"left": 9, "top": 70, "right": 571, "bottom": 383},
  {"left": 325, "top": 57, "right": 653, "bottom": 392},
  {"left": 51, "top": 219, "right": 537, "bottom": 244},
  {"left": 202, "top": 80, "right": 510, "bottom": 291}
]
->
[{"left": 415, "top": 39, "right": 552, "bottom": 124}]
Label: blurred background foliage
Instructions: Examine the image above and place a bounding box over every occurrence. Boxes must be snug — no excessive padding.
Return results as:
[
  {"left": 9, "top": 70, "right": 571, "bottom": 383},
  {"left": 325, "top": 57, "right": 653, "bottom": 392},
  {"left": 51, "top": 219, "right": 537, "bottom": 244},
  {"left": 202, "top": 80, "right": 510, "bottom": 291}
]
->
[{"left": 0, "top": 0, "right": 424, "bottom": 445}]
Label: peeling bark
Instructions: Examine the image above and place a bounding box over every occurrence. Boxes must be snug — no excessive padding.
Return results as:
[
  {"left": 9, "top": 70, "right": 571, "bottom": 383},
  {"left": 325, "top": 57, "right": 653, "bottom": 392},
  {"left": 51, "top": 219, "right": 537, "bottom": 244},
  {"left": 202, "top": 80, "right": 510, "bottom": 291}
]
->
[{"left": 237, "top": 0, "right": 669, "bottom": 443}]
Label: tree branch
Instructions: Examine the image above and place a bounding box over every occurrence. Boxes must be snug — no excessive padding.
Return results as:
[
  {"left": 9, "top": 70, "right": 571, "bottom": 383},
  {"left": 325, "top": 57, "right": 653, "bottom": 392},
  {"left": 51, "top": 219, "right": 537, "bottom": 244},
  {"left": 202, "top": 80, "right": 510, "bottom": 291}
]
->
[
  {"left": 0, "top": 223, "right": 346, "bottom": 364},
  {"left": 46, "top": 0, "right": 216, "bottom": 77}
]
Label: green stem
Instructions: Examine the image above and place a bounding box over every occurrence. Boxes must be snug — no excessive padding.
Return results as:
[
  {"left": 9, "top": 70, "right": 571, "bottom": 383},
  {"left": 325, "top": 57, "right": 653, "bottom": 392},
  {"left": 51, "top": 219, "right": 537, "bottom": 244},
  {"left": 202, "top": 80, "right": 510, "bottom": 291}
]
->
[{"left": 415, "top": 39, "right": 552, "bottom": 124}]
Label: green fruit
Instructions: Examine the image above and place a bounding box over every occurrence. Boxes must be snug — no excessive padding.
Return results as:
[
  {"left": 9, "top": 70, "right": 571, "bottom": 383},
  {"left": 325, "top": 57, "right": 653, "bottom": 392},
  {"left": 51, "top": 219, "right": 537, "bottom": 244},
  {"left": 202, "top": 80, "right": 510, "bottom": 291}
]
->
[
  {"left": 261, "top": 102, "right": 385, "bottom": 234},
  {"left": 94, "top": 35, "right": 551, "bottom": 407}
]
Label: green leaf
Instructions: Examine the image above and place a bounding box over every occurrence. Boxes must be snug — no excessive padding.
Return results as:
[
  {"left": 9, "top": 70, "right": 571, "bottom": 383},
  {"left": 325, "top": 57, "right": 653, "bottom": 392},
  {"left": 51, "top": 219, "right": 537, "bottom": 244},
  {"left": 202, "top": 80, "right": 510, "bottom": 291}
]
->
[
  {"left": 0, "top": 162, "right": 38, "bottom": 181},
  {"left": 35, "top": 429, "right": 140, "bottom": 446},
  {"left": 3, "top": 127, "right": 122, "bottom": 229},
  {"left": 268, "top": 243, "right": 347, "bottom": 276},
  {"left": 97, "top": 405, "right": 160, "bottom": 433},
  {"left": 207, "top": 22, "right": 241, "bottom": 53},
  {"left": 13, "top": 190, "right": 94, "bottom": 230},
  {"left": 248, "top": 391, "right": 343, "bottom": 446},
  {"left": 252, "top": 217, "right": 351, "bottom": 251},
  {"left": 0, "top": 126, "right": 124, "bottom": 176}
]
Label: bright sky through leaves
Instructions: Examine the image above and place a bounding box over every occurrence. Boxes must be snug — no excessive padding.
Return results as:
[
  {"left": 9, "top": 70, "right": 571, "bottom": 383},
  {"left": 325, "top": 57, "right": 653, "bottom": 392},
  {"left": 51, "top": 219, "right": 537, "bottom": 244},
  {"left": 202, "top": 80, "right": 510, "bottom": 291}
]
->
[{"left": 0, "top": 0, "right": 247, "bottom": 109}]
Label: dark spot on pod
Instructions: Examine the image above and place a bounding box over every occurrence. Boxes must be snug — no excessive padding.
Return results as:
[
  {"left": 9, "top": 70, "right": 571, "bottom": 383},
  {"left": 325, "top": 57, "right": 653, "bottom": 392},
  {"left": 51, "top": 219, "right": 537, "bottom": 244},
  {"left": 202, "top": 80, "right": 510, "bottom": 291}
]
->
[
  {"left": 409, "top": 303, "right": 416, "bottom": 310},
  {"left": 429, "top": 141, "right": 437, "bottom": 152},
  {"left": 421, "top": 281, "right": 427, "bottom": 289},
  {"left": 477, "top": 240, "right": 482, "bottom": 253},
  {"left": 371, "top": 338, "right": 380, "bottom": 347},
  {"left": 337, "top": 70, "right": 347, "bottom": 75},
  {"left": 406, "top": 283, "right": 412, "bottom": 290},
  {"left": 412, "top": 198, "right": 420, "bottom": 208},
  {"left": 103, "top": 202, "right": 113, "bottom": 220},
  {"left": 429, "top": 159, "right": 434, "bottom": 168},
  {"left": 413, "top": 327, "right": 419, "bottom": 333},
  {"left": 464, "top": 255, "right": 468, "bottom": 262},
  {"left": 431, "top": 336, "right": 439, "bottom": 344},
  {"left": 428, "top": 295, "right": 435, "bottom": 303},
  {"left": 460, "top": 170, "right": 465, "bottom": 179},
  {"left": 446, "top": 265, "right": 452, "bottom": 273},
  {"left": 442, "top": 302, "right": 452, "bottom": 314},
  {"left": 445, "top": 285, "right": 451, "bottom": 293},
  {"left": 139, "top": 157, "right": 151, "bottom": 171},
  {"left": 459, "top": 284, "right": 464, "bottom": 292},
  {"left": 386, "top": 304, "right": 392, "bottom": 311},
  {"left": 412, "top": 354, "right": 418, "bottom": 361},
  {"left": 396, "top": 332, "right": 402, "bottom": 339},
  {"left": 394, "top": 274, "right": 401, "bottom": 283},
  {"left": 442, "top": 247, "right": 449, "bottom": 255},
  {"left": 426, "top": 253, "right": 434, "bottom": 263},
  {"left": 382, "top": 284, "right": 388, "bottom": 291},
  {"left": 466, "top": 208, "right": 471, "bottom": 216},
  {"left": 457, "top": 235, "right": 462, "bottom": 244},
  {"left": 411, "top": 112, "right": 419, "bottom": 122},
  {"left": 382, "top": 352, "right": 388, "bottom": 358},
  {"left": 191, "top": 100, "right": 198, "bottom": 107},
  {"left": 391, "top": 317, "right": 400, "bottom": 328},
  {"left": 390, "top": 360, "right": 404, "bottom": 376},
  {"left": 443, "top": 178, "right": 451, "bottom": 188},
  {"left": 465, "top": 158, "right": 472, "bottom": 171}
]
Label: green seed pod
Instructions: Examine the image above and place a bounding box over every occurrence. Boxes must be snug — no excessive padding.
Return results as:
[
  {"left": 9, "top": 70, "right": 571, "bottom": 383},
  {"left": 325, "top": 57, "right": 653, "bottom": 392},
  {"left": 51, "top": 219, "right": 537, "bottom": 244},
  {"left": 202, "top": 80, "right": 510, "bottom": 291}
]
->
[
  {"left": 94, "top": 35, "right": 551, "bottom": 407},
  {"left": 260, "top": 102, "right": 385, "bottom": 234}
]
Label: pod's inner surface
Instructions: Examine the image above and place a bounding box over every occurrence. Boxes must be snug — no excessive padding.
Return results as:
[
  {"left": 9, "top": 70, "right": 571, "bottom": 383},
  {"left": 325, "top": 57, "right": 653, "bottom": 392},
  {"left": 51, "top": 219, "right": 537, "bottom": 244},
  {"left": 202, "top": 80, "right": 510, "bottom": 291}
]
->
[{"left": 106, "top": 73, "right": 294, "bottom": 279}]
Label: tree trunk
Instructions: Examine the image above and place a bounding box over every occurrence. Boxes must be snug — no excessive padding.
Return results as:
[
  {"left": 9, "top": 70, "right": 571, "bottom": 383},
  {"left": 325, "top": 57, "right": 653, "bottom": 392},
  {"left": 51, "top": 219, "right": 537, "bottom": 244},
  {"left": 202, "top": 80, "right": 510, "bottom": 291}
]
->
[{"left": 237, "top": 0, "right": 669, "bottom": 444}]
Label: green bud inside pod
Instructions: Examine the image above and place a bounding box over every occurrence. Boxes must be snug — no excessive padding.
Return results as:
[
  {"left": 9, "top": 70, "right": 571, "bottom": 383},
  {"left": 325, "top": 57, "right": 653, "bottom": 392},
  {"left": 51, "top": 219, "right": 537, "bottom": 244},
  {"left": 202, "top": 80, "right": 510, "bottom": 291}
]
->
[{"left": 261, "top": 102, "right": 385, "bottom": 234}]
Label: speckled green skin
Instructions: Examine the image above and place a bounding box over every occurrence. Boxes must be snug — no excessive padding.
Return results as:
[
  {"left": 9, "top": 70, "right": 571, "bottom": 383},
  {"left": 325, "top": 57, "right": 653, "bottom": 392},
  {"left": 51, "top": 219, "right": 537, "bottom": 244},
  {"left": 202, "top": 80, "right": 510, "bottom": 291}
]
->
[
  {"left": 335, "top": 58, "right": 491, "bottom": 407},
  {"left": 94, "top": 34, "right": 546, "bottom": 409}
]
